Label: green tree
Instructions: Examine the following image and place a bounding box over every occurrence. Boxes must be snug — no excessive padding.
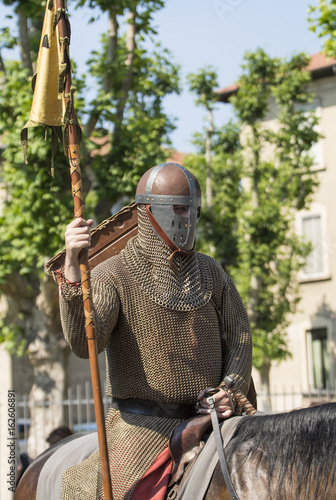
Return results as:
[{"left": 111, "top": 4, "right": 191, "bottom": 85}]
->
[
  {"left": 188, "top": 50, "right": 320, "bottom": 404},
  {"left": 186, "top": 68, "right": 243, "bottom": 267},
  {"left": 187, "top": 67, "right": 219, "bottom": 209},
  {"left": 0, "top": 0, "right": 180, "bottom": 455},
  {"left": 308, "top": 0, "right": 336, "bottom": 58}
]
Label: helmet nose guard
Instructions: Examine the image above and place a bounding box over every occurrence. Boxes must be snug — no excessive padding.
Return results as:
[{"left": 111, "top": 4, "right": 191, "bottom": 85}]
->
[{"left": 135, "top": 163, "right": 201, "bottom": 253}]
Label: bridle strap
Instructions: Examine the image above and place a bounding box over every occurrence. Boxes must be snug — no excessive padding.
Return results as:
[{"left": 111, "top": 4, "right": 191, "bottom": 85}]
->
[{"left": 207, "top": 391, "right": 239, "bottom": 500}]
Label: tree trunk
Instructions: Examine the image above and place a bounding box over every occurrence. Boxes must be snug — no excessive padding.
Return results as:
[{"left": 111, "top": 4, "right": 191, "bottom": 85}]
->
[
  {"left": 244, "top": 125, "right": 274, "bottom": 410},
  {"left": 84, "top": 8, "right": 118, "bottom": 138},
  {"left": 104, "top": 8, "right": 118, "bottom": 93},
  {"left": 247, "top": 275, "right": 263, "bottom": 323},
  {"left": 246, "top": 132, "right": 263, "bottom": 324},
  {"left": 95, "top": 197, "right": 114, "bottom": 221},
  {"left": 84, "top": 112, "right": 101, "bottom": 140},
  {"left": 205, "top": 108, "right": 214, "bottom": 209},
  {"left": 17, "top": 8, "right": 33, "bottom": 76},
  {"left": 112, "top": 10, "right": 137, "bottom": 150},
  {"left": 259, "top": 362, "right": 272, "bottom": 412},
  {"left": 0, "top": 51, "right": 6, "bottom": 89},
  {"left": 27, "top": 349, "right": 69, "bottom": 457},
  {"left": 26, "top": 275, "right": 69, "bottom": 457},
  {"left": 0, "top": 273, "right": 69, "bottom": 458}
]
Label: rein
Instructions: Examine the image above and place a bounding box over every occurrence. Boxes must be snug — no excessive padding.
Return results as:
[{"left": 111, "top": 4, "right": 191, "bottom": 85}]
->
[
  {"left": 205, "top": 378, "right": 257, "bottom": 500},
  {"left": 206, "top": 389, "right": 240, "bottom": 500}
]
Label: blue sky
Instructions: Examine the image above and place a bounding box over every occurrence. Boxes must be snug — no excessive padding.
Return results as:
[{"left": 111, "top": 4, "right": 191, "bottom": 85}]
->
[
  {"left": 69, "top": 0, "right": 325, "bottom": 152},
  {"left": 1, "top": 0, "right": 323, "bottom": 152}
]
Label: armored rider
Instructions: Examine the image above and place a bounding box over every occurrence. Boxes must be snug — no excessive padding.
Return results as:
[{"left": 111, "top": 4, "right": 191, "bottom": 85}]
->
[{"left": 59, "top": 162, "right": 253, "bottom": 499}]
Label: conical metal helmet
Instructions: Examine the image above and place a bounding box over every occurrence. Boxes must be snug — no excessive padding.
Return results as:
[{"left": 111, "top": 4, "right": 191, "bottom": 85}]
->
[{"left": 135, "top": 163, "right": 201, "bottom": 252}]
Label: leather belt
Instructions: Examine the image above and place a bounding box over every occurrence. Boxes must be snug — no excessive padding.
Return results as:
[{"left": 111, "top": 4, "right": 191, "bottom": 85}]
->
[{"left": 111, "top": 397, "right": 197, "bottom": 419}]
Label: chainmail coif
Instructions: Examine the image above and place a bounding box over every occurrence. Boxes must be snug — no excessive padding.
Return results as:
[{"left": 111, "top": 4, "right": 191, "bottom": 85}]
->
[
  {"left": 59, "top": 205, "right": 252, "bottom": 500},
  {"left": 125, "top": 205, "right": 213, "bottom": 310}
]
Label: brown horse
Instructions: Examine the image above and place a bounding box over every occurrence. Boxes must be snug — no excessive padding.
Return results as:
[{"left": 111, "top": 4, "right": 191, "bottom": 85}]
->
[{"left": 15, "top": 402, "right": 336, "bottom": 500}]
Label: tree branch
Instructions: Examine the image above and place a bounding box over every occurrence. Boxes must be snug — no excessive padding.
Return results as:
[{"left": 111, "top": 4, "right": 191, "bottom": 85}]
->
[
  {"left": 112, "top": 10, "right": 137, "bottom": 149},
  {"left": 0, "top": 50, "right": 7, "bottom": 89},
  {"left": 84, "top": 8, "right": 118, "bottom": 138},
  {"left": 205, "top": 108, "right": 214, "bottom": 209},
  {"left": 104, "top": 7, "right": 118, "bottom": 94},
  {"left": 17, "top": 8, "right": 33, "bottom": 76}
]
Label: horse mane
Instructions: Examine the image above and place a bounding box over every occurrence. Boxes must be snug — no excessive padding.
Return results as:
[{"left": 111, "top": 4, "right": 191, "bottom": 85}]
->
[{"left": 226, "top": 403, "right": 336, "bottom": 499}]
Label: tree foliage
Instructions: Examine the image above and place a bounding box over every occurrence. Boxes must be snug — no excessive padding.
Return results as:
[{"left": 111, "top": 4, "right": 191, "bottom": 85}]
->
[
  {"left": 187, "top": 67, "right": 219, "bottom": 111},
  {"left": 308, "top": 0, "right": 336, "bottom": 58},
  {"left": 0, "top": 0, "right": 180, "bottom": 453},
  {"left": 0, "top": 0, "right": 179, "bottom": 353},
  {"left": 187, "top": 49, "right": 320, "bottom": 389},
  {"left": 184, "top": 121, "right": 243, "bottom": 268}
]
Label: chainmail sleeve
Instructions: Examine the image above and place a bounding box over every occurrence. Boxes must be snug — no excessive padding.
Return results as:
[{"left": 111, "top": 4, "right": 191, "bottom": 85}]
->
[
  {"left": 59, "top": 265, "right": 120, "bottom": 359},
  {"left": 220, "top": 274, "right": 252, "bottom": 397}
]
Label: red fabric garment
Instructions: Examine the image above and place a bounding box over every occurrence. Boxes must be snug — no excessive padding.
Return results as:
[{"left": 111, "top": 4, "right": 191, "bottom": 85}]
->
[{"left": 131, "top": 447, "right": 173, "bottom": 500}]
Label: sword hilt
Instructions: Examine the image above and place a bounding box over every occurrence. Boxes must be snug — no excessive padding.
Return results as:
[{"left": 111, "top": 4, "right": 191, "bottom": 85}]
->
[{"left": 224, "top": 376, "right": 257, "bottom": 415}]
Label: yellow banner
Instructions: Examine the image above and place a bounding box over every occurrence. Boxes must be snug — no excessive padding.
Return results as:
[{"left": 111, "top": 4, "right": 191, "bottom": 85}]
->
[
  {"left": 29, "top": 0, "right": 63, "bottom": 126},
  {"left": 21, "top": 0, "right": 81, "bottom": 165}
]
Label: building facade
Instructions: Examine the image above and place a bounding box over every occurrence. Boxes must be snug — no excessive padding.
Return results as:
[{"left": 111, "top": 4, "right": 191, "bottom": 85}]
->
[{"left": 217, "top": 53, "right": 336, "bottom": 405}]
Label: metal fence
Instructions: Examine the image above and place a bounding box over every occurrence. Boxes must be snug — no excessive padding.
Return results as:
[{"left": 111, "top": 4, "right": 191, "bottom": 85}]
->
[
  {"left": 16, "top": 383, "right": 336, "bottom": 458},
  {"left": 16, "top": 381, "right": 110, "bottom": 458},
  {"left": 256, "top": 386, "right": 336, "bottom": 413}
]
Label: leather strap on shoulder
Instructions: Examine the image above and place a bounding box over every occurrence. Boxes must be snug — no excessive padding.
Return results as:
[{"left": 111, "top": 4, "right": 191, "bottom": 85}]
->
[{"left": 145, "top": 204, "right": 193, "bottom": 271}]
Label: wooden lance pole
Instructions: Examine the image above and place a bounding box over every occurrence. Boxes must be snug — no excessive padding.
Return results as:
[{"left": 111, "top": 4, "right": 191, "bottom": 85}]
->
[{"left": 55, "top": 2, "right": 113, "bottom": 498}]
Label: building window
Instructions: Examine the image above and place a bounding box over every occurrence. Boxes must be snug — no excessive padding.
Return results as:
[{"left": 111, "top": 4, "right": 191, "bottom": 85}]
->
[
  {"left": 307, "top": 328, "right": 330, "bottom": 390},
  {"left": 300, "top": 213, "right": 328, "bottom": 279}
]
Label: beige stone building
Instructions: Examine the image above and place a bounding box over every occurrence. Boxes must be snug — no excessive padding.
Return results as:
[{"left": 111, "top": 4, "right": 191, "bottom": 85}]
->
[{"left": 217, "top": 53, "right": 336, "bottom": 409}]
